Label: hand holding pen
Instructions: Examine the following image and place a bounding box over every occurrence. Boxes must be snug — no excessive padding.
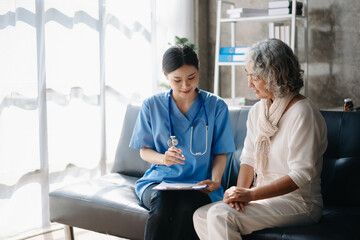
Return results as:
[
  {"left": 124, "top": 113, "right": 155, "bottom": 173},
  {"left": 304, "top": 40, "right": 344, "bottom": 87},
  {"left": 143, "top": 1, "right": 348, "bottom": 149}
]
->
[{"left": 163, "top": 146, "right": 185, "bottom": 166}]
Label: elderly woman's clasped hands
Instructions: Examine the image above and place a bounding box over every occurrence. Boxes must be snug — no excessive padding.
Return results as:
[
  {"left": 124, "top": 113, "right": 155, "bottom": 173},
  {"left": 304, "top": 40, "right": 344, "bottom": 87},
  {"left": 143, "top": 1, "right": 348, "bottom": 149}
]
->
[{"left": 223, "top": 186, "right": 253, "bottom": 212}]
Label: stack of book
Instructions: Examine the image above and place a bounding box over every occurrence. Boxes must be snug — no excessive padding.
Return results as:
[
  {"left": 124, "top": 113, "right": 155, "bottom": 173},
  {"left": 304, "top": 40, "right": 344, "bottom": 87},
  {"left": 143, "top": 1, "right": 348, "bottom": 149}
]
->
[
  {"left": 226, "top": 8, "right": 268, "bottom": 18},
  {"left": 268, "top": 1, "right": 303, "bottom": 16},
  {"left": 269, "top": 22, "right": 290, "bottom": 46},
  {"left": 219, "top": 46, "right": 248, "bottom": 63}
]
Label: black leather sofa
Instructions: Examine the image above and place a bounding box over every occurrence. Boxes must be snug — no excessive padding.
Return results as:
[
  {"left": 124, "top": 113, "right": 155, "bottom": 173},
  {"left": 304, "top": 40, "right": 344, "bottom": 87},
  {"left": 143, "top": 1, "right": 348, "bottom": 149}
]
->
[{"left": 49, "top": 104, "right": 360, "bottom": 240}]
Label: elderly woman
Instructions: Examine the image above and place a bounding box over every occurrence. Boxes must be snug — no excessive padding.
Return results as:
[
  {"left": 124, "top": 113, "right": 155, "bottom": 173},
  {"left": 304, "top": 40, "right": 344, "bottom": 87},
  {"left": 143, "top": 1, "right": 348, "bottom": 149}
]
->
[{"left": 193, "top": 38, "right": 328, "bottom": 240}]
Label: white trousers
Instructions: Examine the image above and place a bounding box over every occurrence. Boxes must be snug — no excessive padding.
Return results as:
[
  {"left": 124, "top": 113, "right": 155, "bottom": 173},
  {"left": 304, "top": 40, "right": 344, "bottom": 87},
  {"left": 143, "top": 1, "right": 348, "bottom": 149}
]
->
[{"left": 193, "top": 197, "right": 322, "bottom": 240}]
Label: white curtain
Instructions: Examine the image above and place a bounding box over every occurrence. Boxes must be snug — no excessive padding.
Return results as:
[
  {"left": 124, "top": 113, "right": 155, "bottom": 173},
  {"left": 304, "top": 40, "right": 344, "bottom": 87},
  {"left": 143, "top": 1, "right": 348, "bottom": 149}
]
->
[
  {"left": 0, "top": 0, "right": 194, "bottom": 238},
  {"left": 155, "top": 0, "right": 195, "bottom": 88}
]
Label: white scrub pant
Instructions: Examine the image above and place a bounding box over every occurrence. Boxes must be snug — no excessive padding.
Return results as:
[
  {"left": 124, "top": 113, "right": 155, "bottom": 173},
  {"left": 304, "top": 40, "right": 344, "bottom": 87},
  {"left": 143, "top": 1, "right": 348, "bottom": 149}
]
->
[{"left": 193, "top": 197, "right": 322, "bottom": 240}]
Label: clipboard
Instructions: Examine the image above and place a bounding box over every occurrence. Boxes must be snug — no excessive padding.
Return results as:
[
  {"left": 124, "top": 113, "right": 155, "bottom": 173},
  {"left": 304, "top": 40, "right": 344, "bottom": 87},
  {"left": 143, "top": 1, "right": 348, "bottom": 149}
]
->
[{"left": 153, "top": 181, "right": 208, "bottom": 190}]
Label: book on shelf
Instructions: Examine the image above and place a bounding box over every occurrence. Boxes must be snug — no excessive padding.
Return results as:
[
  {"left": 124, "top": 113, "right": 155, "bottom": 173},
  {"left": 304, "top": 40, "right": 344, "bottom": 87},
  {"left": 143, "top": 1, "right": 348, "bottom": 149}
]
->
[
  {"left": 275, "top": 24, "right": 281, "bottom": 39},
  {"left": 268, "top": 22, "right": 290, "bottom": 46},
  {"left": 268, "top": 22, "right": 274, "bottom": 38},
  {"left": 268, "top": 1, "right": 303, "bottom": 9},
  {"left": 280, "top": 25, "right": 285, "bottom": 42},
  {"left": 269, "top": 22, "right": 282, "bottom": 39},
  {"left": 268, "top": 8, "right": 302, "bottom": 16},
  {"left": 268, "top": 22, "right": 282, "bottom": 38},
  {"left": 284, "top": 25, "right": 290, "bottom": 46},
  {"left": 228, "top": 12, "right": 268, "bottom": 18},
  {"left": 220, "top": 46, "right": 249, "bottom": 54},
  {"left": 219, "top": 54, "right": 246, "bottom": 62},
  {"left": 226, "top": 8, "right": 268, "bottom": 15}
]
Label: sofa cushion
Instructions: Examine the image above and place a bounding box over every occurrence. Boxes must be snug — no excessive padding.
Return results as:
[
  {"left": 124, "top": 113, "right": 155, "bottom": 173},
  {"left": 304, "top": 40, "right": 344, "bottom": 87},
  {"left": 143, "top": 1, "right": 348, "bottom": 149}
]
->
[
  {"left": 49, "top": 173, "right": 147, "bottom": 240},
  {"left": 321, "top": 111, "right": 360, "bottom": 158},
  {"left": 222, "top": 107, "right": 249, "bottom": 190},
  {"left": 243, "top": 206, "right": 360, "bottom": 240},
  {"left": 321, "top": 157, "right": 360, "bottom": 206},
  {"left": 320, "top": 111, "right": 360, "bottom": 206},
  {"left": 112, "top": 104, "right": 150, "bottom": 178}
]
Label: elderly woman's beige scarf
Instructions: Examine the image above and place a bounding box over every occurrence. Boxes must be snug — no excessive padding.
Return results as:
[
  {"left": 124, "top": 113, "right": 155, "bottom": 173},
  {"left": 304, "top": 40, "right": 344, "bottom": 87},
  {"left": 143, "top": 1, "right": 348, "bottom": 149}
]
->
[{"left": 254, "top": 92, "right": 297, "bottom": 186}]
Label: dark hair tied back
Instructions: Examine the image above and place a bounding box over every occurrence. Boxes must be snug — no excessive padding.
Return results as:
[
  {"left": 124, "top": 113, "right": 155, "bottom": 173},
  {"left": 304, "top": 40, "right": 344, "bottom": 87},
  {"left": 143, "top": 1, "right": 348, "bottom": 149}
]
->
[{"left": 162, "top": 44, "right": 199, "bottom": 75}]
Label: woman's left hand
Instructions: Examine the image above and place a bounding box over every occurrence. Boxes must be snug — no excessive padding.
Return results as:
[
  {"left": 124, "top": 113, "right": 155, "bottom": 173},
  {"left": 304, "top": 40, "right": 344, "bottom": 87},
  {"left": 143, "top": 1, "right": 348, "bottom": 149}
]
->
[
  {"left": 197, "top": 179, "right": 221, "bottom": 194},
  {"left": 223, "top": 186, "right": 253, "bottom": 204}
]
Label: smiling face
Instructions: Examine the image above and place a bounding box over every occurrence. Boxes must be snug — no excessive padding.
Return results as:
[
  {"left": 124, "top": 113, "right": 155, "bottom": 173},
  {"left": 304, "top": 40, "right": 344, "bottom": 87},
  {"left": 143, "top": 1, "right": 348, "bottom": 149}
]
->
[
  {"left": 165, "top": 64, "right": 199, "bottom": 101},
  {"left": 245, "top": 63, "right": 274, "bottom": 101}
]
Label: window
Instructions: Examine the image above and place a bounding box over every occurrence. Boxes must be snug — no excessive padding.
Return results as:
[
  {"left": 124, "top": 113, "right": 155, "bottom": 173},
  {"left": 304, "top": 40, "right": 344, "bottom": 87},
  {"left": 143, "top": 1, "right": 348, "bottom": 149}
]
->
[
  {"left": 0, "top": 0, "right": 153, "bottom": 238},
  {"left": 0, "top": 0, "right": 194, "bottom": 238}
]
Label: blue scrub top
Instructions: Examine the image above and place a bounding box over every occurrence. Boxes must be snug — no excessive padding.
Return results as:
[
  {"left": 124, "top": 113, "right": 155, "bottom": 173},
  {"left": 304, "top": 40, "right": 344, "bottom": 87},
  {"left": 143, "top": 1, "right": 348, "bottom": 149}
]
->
[{"left": 129, "top": 89, "right": 235, "bottom": 202}]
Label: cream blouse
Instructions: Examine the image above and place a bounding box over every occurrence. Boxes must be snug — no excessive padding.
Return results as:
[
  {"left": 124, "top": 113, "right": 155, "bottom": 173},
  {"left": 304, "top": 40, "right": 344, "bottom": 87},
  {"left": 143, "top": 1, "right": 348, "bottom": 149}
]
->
[{"left": 240, "top": 98, "right": 328, "bottom": 207}]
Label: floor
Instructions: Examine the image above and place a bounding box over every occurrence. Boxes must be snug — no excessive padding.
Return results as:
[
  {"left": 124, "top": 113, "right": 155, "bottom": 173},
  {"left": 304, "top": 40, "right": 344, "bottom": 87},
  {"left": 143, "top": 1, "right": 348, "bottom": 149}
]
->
[{"left": 24, "top": 227, "right": 128, "bottom": 240}]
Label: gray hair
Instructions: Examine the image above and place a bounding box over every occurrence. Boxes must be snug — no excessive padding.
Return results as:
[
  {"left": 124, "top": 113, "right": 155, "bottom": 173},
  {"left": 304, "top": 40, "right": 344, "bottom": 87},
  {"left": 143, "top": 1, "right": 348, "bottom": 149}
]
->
[{"left": 245, "top": 38, "right": 304, "bottom": 98}]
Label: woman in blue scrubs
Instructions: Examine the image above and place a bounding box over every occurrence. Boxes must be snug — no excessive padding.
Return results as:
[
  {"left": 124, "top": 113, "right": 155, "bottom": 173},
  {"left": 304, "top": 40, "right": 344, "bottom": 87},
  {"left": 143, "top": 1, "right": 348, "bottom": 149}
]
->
[{"left": 129, "top": 44, "right": 235, "bottom": 240}]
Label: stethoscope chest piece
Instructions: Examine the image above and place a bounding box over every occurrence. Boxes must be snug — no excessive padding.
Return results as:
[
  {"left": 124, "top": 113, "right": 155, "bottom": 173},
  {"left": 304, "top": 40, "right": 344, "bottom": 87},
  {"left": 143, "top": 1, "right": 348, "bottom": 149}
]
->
[{"left": 167, "top": 136, "right": 178, "bottom": 147}]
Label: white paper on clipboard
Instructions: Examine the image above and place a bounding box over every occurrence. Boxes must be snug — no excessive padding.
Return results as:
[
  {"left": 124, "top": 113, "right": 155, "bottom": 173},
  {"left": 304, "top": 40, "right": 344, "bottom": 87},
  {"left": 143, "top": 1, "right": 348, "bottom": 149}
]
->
[{"left": 153, "top": 181, "right": 208, "bottom": 190}]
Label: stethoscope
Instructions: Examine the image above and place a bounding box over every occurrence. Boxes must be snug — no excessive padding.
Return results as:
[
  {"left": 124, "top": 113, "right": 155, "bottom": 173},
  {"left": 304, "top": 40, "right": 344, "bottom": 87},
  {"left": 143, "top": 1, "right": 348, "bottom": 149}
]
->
[{"left": 167, "top": 88, "right": 209, "bottom": 155}]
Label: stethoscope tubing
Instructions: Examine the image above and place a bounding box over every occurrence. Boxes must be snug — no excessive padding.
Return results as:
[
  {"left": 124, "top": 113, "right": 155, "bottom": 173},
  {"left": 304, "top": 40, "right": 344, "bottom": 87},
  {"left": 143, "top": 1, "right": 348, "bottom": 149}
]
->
[{"left": 168, "top": 88, "right": 209, "bottom": 155}]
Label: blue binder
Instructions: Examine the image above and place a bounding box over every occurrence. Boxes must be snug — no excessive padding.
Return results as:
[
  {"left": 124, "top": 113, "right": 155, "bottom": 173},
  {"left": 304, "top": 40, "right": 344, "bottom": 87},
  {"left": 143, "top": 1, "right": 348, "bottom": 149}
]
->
[
  {"left": 219, "top": 54, "right": 245, "bottom": 62},
  {"left": 220, "top": 47, "right": 248, "bottom": 54}
]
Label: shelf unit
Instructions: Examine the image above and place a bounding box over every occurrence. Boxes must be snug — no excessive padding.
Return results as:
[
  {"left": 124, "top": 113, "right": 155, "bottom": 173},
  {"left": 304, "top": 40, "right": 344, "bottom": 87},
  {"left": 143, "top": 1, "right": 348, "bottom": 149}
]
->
[{"left": 214, "top": 0, "right": 308, "bottom": 98}]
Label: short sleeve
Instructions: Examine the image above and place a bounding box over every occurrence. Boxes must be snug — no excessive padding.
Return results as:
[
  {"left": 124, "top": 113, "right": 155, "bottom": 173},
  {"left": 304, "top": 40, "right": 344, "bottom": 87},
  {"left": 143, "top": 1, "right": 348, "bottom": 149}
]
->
[
  {"left": 129, "top": 101, "right": 155, "bottom": 150},
  {"left": 211, "top": 101, "right": 236, "bottom": 154}
]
